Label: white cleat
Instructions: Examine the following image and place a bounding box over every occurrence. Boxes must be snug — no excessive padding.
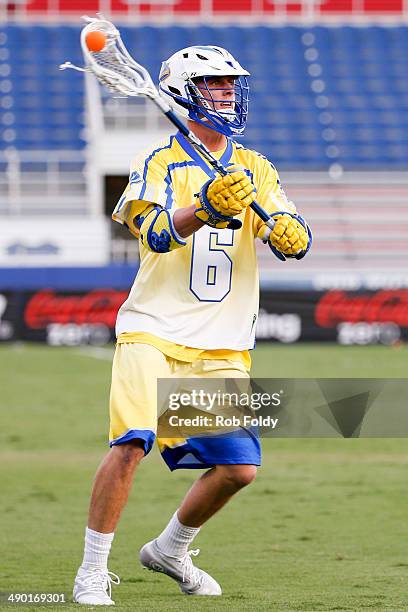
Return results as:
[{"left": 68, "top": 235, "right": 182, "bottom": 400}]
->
[
  {"left": 140, "top": 539, "right": 222, "bottom": 596},
  {"left": 73, "top": 565, "right": 120, "bottom": 605}
]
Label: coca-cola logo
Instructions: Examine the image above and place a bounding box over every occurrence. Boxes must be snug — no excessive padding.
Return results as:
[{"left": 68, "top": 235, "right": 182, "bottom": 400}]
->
[
  {"left": 24, "top": 289, "right": 128, "bottom": 329},
  {"left": 315, "top": 290, "right": 408, "bottom": 328}
]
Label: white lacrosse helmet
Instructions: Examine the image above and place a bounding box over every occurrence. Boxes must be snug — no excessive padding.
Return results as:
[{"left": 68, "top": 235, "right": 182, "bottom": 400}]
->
[{"left": 158, "top": 45, "right": 250, "bottom": 137}]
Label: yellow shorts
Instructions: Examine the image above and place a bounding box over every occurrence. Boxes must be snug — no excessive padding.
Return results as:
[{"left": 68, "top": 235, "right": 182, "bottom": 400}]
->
[{"left": 109, "top": 343, "right": 260, "bottom": 470}]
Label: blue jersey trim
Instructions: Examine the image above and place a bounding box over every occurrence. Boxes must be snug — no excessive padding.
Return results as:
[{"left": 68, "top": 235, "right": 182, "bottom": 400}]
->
[
  {"left": 116, "top": 193, "right": 127, "bottom": 214},
  {"left": 164, "top": 160, "right": 197, "bottom": 209},
  {"left": 220, "top": 138, "right": 233, "bottom": 168},
  {"left": 140, "top": 135, "right": 175, "bottom": 200},
  {"left": 175, "top": 132, "right": 233, "bottom": 179}
]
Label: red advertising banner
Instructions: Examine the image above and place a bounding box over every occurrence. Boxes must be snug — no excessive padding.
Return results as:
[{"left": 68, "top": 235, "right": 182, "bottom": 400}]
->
[
  {"left": 315, "top": 290, "right": 408, "bottom": 328},
  {"left": 24, "top": 289, "right": 128, "bottom": 329},
  {"left": 20, "top": 0, "right": 405, "bottom": 15},
  {"left": 1, "top": 288, "right": 406, "bottom": 346}
]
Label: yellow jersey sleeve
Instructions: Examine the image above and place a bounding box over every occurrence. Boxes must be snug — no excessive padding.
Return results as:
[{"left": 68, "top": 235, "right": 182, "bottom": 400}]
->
[
  {"left": 252, "top": 156, "right": 297, "bottom": 237},
  {"left": 112, "top": 140, "right": 171, "bottom": 238}
]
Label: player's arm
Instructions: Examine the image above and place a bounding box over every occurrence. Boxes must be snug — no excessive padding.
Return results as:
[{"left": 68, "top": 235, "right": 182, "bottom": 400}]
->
[
  {"left": 112, "top": 155, "right": 188, "bottom": 253},
  {"left": 193, "top": 168, "right": 255, "bottom": 230},
  {"left": 113, "top": 156, "right": 255, "bottom": 251},
  {"left": 162, "top": 167, "right": 256, "bottom": 237},
  {"left": 253, "top": 162, "right": 312, "bottom": 261},
  {"left": 172, "top": 206, "right": 203, "bottom": 237},
  {"left": 168, "top": 168, "right": 256, "bottom": 236}
]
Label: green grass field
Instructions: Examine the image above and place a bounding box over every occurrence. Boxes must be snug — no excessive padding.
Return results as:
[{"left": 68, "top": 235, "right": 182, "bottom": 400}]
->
[{"left": 1, "top": 343, "right": 407, "bottom": 611}]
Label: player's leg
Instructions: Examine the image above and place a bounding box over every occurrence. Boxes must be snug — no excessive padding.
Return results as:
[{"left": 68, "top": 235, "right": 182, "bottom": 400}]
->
[
  {"left": 73, "top": 343, "right": 170, "bottom": 606},
  {"left": 73, "top": 442, "right": 145, "bottom": 606},
  {"left": 140, "top": 359, "right": 259, "bottom": 595},
  {"left": 140, "top": 463, "right": 256, "bottom": 591},
  {"left": 87, "top": 440, "right": 145, "bottom": 533},
  {"left": 177, "top": 463, "right": 257, "bottom": 526},
  {"left": 140, "top": 462, "right": 258, "bottom": 595}
]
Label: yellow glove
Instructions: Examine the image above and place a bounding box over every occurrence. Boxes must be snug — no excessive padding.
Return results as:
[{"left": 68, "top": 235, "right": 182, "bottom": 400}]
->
[
  {"left": 195, "top": 170, "right": 256, "bottom": 229},
  {"left": 258, "top": 212, "right": 312, "bottom": 261}
]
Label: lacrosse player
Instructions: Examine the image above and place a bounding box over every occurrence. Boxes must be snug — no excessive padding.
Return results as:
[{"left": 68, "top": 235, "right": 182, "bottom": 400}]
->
[{"left": 73, "top": 45, "right": 312, "bottom": 605}]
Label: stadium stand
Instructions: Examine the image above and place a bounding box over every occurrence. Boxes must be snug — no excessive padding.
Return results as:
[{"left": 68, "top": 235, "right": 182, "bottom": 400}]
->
[
  {"left": 0, "top": 25, "right": 85, "bottom": 150},
  {"left": 1, "top": 21, "right": 408, "bottom": 282},
  {"left": 1, "top": 24, "right": 408, "bottom": 169}
]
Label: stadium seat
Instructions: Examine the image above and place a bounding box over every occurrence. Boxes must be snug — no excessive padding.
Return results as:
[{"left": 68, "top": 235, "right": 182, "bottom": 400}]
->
[{"left": 1, "top": 24, "right": 407, "bottom": 167}]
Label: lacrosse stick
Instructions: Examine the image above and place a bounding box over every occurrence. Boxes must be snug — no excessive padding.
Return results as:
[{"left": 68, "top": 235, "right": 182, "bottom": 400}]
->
[{"left": 60, "top": 15, "right": 275, "bottom": 231}]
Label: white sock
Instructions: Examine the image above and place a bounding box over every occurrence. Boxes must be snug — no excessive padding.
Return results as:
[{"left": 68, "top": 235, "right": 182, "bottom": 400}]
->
[
  {"left": 81, "top": 527, "right": 114, "bottom": 570},
  {"left": 156, "top": 511, "right": 200, "bottom": 558}
]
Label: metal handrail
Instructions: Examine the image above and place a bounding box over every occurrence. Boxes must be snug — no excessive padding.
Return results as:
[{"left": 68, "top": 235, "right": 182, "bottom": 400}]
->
[{"left": 0, "top": 149, "right": 89, "bottom": 215}]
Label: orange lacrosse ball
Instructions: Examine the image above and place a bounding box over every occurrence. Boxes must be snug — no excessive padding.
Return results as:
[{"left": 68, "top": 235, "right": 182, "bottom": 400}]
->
[{"left": 85, "top": 30, "right": 107, "bottom": 53}]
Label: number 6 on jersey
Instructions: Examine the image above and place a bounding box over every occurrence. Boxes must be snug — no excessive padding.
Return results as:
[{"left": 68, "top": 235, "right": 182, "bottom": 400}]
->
[{"left": 190, "top": 226, "right": 234, "bottom": 302}]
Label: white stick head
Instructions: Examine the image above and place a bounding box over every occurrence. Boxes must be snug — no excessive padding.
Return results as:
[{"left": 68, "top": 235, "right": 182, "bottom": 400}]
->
[{"left": 73, "top": 15, "right": 158, "bottom": 99}]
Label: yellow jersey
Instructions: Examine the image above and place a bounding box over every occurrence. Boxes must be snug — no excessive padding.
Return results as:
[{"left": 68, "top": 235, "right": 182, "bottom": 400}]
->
[{"left": 112, "top": 131, "right": 294, "bottom": 358}]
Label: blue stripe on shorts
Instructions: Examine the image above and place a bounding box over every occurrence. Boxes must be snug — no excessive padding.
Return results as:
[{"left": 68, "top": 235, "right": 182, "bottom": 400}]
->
[
  {"left": 110, "top": 428, "right": 156, "bottom": 455},
  {"left": 160, "top": 429, "right": 261, "bottom": 471}
]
